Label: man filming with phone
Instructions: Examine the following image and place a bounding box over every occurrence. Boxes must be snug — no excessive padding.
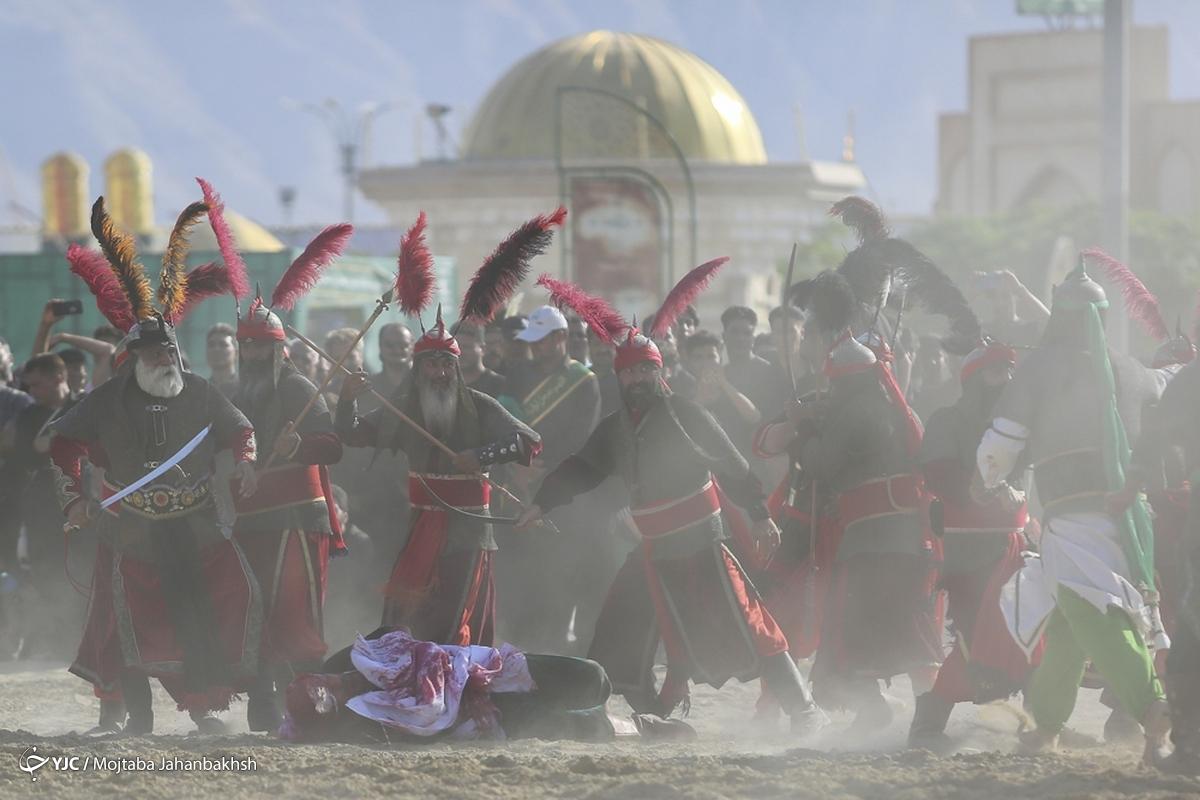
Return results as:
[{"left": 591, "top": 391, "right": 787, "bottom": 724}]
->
[
  {"left": 32, "top": 299, "right": 119, "bottom": 390},
  {"left": 970, "top": 270, "right": 1050, "bottom": 350}
]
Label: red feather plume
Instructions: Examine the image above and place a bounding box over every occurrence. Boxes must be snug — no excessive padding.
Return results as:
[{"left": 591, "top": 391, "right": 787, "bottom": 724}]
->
[
  {"left": 176, "top": 262, "right": 232, "bottom": 321},
  {"left": 535, "top": 274, "right": 628, "bottom": 345},
  {"left": 459, "top": 207, "right": 567, "bottom": 325},
  {"left": 66, "top": 244, "right": 135, "bottom": 331},
  {"left": 829, "top": 196, "right": 890, "bottom": 243},
  {"left": 650, "top": 257, "right": 729, "bottom": 340},
  {"left": 270, "top": 223, "right": 353, "bottom": 311},
  {"left": 196, "top": 177, "right": 250, "bottom": 300},
  {"left": 395, "top": 212, "right": 435, "bottom": 316},
  {"left": 1082, "top": 247, "right": 1169, "bottom": 342}
]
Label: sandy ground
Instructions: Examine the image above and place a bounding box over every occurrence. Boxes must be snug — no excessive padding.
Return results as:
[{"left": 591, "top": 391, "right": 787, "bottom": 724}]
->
[{"left": 0, "top": 658, "right": 1197, "bottom": 800}]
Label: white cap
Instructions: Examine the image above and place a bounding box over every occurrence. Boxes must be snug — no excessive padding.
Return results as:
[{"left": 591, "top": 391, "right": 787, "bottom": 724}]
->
[{"left": 515, "top": 305, "right": 568, "bottom": 342}]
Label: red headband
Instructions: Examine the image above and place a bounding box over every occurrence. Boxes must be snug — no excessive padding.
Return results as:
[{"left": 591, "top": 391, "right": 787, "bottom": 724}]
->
[
  {"left": 413, "top": 327, "right": 460, "bottom": 358},
  {"left": 614, "top": 329, "right": 663, "bottom": 373}
]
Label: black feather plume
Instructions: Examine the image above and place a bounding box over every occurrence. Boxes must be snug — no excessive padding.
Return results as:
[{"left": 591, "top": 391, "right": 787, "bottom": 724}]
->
[
  {"left": 459, "top": 207, "right": 566, "bottom": 325},
  {"left": 883, "top": 239, "right": 981, "bottom": 355}
]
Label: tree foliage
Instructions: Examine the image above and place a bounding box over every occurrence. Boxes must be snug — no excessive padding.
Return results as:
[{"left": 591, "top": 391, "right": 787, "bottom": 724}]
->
[{"left": 907, "top": 203, "right": 1200, "bottom": 336}]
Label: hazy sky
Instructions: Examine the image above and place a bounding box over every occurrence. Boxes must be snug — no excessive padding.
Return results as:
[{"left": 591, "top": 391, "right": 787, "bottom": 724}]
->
[{"left": 2, "top": 0, "right": 1198, "bottom": 227}]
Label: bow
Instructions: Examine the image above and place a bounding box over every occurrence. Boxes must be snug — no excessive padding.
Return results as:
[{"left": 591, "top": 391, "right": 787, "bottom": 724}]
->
[{"left": 413, "top": 473, "right": 522, "bottom": 525}]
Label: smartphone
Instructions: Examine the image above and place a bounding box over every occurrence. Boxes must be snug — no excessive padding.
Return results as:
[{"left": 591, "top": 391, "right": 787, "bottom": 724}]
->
[{"left": 51, "top": 299, "right": 83, "bottom": 317}]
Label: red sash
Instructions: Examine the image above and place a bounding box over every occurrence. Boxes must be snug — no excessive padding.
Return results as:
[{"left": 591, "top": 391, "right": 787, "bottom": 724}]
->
[
  {"left": 408, "top": 473, "right": 490, "bottom": 510},
  {"left": 234, "top": 463, "right": 345, "bottom": 553},
  {"left": 631, "top": 481, "right": 721, "bottom": 539},
  {"left": 940, "top": 498, "right": 1028, "bottom": 534},
  {"left": 837, "top": 473, "right": 925, "bottom": 529},
  {"left": 235, "top": 463, "right": 323, "bottom": 515}
]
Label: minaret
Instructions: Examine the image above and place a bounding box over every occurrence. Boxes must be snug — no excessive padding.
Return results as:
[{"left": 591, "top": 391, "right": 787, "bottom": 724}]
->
[{"left": 841, "top": 110, "right": 857, "bottom": 163}]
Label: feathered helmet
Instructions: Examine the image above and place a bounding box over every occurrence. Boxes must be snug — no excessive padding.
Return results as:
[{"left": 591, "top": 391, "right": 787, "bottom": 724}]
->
[
  {"left": 1079, "top": 248, "right": 1196, "bottom": 369},
  {"left": 614, "top": 326, "right": 662, "bottom": 373},
  {"left": 528, "top": 257, "right": 727, "bottom": 375},
  {"left": 413, "top": 305, "right": 461, "bottom": 359},
  {"left": 193, "top": 179, "right": 353, "bottom": 346},
  {"left": 195, "top": 178, "right": 352, "bottom": 383},
  {"left": 398, "top": 207, "right": 567, "bottom": 362},
  {"left": 1052, "top": 257, "right": 1109, "bottom": 311},
  {"left": 829, "top": 196, "right": 981, "bottom": 356},
  {"left": 69, "top": 195, "right": 235, "bottom": 371}
]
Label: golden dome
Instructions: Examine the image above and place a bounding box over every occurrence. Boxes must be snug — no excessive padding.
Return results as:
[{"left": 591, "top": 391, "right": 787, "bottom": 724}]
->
[
  {"left": 461, "top": 31, "right": 767, "bottom": 165},
  {"left": 189, "top": 209, "right": 284, "bottom": 253}
]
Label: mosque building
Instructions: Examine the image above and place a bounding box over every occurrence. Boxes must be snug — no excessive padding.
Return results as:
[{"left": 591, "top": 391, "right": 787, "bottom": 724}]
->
[{"left": 358, "top": 30, "right": 867, "bottom": 322}]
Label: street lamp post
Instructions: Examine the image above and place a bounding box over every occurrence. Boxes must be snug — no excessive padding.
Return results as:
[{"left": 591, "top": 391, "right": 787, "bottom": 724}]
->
[
  {"left": 283, "top": 98, "right": 398, "bottom": 222},
  {"left": 1102, "top": 0, "right": 1130, "bottom": 351}
]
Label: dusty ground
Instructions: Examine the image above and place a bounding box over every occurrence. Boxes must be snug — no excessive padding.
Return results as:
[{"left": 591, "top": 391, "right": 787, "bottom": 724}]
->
[{"left": 0, "top": 659, "right": 1195, "bottom": 800}]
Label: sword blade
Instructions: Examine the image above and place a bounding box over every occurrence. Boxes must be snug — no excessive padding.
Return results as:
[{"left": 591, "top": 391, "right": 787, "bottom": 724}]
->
[
  {"left": 782, "top": 242, "right": 799, "bottom": 396},
  {"left": 100, "top": 424, "right": 212, "bottom": 509}
]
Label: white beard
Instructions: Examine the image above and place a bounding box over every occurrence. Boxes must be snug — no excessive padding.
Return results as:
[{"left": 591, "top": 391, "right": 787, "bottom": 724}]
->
[
  {"left": 418, "top": 382, "right": 458, "bottom": 439},
  {"left": 135, "top": 360, "right": 184, "bottom": 398}
]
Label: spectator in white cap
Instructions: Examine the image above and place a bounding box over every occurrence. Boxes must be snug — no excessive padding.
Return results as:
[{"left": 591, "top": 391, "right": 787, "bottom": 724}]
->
[
  {"left": 516, "top": 305, "right": 569, "bottom": 347},
  {"left": 495, "top": 304, "right": 603, "bottom": 653}
]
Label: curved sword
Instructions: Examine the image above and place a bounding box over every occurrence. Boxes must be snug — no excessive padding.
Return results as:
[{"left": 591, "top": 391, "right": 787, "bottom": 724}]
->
[
  {"left": 781, "top": 242, "right": 799, "bottom": 398},
  {"left": 65, "top": 424, "right": 213, "bottom": 533},
  {"left": 413, "top": 473, "right": 558, "bottom": 532},
  {"left": 414, "top": 473, "right": 519, "bottom": 525},
  {"left": 102, "top": 424, "right": 212, "bottom": 509}
]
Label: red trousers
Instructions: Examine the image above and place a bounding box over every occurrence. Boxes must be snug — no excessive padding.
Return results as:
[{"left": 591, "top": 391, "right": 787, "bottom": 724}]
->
[
  {"left": 931, "top": 533, "right": 1039, "bottom": 703},
  {"left": 235, "top": 528, "right": 330, "bottom": 665},
  {"left": 382, "top": 510, "right": 495, "bottom": 646}
]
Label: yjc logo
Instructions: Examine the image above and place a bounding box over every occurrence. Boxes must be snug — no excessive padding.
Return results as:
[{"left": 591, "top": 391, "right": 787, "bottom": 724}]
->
[
  {"left": 17, "top": 746, "right": 82, "bottom": 781},
  {"left": 18, "top": 746, "right": 49, "bottom": 782}
]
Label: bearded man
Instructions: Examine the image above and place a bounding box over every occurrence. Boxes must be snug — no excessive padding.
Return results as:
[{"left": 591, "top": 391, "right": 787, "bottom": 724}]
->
[
  {"left": 518, "top": 327, "right": 827, "bottom": 733},
  {"left": 978, "top": 260, "right": 1169, "bottom": 763},
  {"left": 49, "top": 315, "right": 262, "bottom": 734},
  {"left": 336, "top": 312, "right": 540, "bottom": 646},
  {"left": 232, "top": 298, "right": 345, "bottom": 732}
]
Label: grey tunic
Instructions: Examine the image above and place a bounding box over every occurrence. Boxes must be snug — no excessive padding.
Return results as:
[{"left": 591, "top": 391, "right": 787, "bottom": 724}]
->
[{"left": 336, "top": 384, "right": 539, "bottom": 553}]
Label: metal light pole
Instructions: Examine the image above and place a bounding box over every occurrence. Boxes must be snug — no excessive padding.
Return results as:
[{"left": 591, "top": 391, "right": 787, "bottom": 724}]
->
[
  {"left": 283, "top": 98, "right": 398, "bottom": 222},
  {"left": 1102, "top": 0, "right": 1131, "bottom": 351}
]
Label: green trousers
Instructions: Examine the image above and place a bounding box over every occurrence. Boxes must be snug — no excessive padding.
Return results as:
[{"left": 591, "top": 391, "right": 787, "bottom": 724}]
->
[{"left": 1025, "top": 586, "right": 1163, "bottom": 734}]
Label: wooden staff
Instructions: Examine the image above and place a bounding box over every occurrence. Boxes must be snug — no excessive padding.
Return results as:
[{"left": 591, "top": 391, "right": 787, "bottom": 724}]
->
[
  {"left": 263, "top": 289, "right": 394, "bottom": 470},
  {"left": 801, "top": 384, "right": 824, "bottom": 639},
  {"left": 286, "top": 325, "right": 545, "bottom": 523}
]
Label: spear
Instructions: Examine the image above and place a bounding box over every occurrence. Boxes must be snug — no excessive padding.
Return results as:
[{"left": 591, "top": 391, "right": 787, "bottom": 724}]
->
[
  {"left": 286, "top": 325, "right": 552, "bottom": 530},
  {"left": 781, "top": 243, "right": 799, "bottom": 399},
  {"left": 263, "top": 288, "right": 394, "bottom": 470}
]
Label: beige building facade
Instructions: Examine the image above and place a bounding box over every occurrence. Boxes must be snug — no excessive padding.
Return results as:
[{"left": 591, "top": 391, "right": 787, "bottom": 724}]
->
[{"left": 937, "top": 25, "right": 1200, "bottom": 218}]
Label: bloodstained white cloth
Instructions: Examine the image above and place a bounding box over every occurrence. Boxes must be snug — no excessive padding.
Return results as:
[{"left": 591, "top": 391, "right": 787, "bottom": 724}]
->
[{"left": 344, "top": 629, "right": 535, "bottom": 738}]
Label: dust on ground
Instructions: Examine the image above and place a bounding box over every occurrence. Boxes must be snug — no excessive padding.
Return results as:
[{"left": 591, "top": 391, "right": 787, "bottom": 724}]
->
[{"left": 0, "top": 660, "right": 1195, "bottom": 800}]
